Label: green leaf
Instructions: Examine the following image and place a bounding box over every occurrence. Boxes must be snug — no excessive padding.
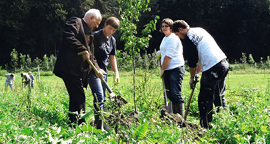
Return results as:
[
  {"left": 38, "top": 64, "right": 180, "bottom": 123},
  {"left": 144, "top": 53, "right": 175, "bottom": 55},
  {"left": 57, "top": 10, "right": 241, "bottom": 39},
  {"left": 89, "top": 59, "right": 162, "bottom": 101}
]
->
[
  {"left": 22, "top": 127, "right": 32, "bottom": 135},
  {"left": 75, "top": 126, "right": 81, "bottom": 134},
  {"left": 260, "top": 126, "right": 267, "bottom": 133},
  {"left": 81, "top": 111, "right": 91, "bottom": 119},
  {"left": 81, "top": 124, "right": 103, "bottom": 134},
  {"left": 133, "top": 119, "right": 149, "bottom": 140}
]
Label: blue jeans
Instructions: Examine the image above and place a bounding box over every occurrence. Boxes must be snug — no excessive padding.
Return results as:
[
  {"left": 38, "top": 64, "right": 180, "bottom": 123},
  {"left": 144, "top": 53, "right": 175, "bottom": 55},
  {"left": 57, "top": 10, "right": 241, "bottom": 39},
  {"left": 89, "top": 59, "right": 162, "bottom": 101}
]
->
[
  {"left": 89, "top": 72, "right": 107, "bottom": 111},
  {"left": 164, "top": 66, "right": 185, "bottom": 104},
  {"left": 30, "top": 81, "right": 34, "bottom": 88},
  {"left": 5, "top": 82, "right": 13, "bottom": 90},
  {"left": 198, "top": 59, "right": 229, "bottom": 128}
]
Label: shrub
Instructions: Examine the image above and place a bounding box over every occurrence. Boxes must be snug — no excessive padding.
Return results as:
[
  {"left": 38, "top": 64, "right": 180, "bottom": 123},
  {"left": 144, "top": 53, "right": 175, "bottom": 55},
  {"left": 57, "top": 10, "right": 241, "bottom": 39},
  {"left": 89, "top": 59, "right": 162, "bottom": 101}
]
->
[
  {"left": 0, "top": 69, "right": 8, "bottom": 76},
  {"left": 32, "top": 57, "right": 42, "bottom": 68},
  {"left": 39, "top": 71, "right": 54, "bottom": 76},
  {"left": 10, "top": 48, "right": 19, "bottom": 72},
  {"left": 240, "top": 53, "right": 247, "bottom": 64}
]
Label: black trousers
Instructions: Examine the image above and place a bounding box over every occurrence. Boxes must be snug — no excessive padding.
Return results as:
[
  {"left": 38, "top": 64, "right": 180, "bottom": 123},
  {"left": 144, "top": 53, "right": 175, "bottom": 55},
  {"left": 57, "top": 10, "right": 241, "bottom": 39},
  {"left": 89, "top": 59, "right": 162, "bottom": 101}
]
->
[
  {"left": 198, "top": 59, "right": 229, "bottom": 128},
  {"left": 62, "top": 73, "right": 86, "bottom": 124}
]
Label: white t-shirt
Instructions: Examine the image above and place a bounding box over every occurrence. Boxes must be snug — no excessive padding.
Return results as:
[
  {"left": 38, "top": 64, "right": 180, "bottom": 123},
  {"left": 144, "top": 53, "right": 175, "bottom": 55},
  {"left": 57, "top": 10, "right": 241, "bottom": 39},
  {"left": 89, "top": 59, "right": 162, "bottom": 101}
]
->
[
  {"left": 187, "top": 28, "right": 226, "bottom": 72},
  {"left": 5, "top": 74, "right": 15, "bottom": 84},
  {"left": 160, "top": 33, "right": 185, "bottom": 70}
]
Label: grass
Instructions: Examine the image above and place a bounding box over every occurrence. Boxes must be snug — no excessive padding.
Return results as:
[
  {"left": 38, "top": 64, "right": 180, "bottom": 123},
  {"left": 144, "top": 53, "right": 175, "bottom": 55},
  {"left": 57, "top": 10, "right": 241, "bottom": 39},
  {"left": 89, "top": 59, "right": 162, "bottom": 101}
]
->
[{"left": 0, "top": 68, "right": 269, "bottom": 143}]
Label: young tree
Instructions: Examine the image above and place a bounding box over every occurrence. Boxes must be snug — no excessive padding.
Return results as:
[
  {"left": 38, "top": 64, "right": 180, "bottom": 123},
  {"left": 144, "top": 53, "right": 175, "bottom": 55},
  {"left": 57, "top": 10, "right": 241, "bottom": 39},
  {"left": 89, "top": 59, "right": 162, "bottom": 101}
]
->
[
  {"left": 20, "top": 53, "right": 26, "bottom": 71},
  {"left": 42, "top": 54, "right": 49, "bottom": 71},
  {"left": 118, "top": 0, "right": 159, "bottom": 113},
  {"left": 26, "top": 54, "right": 32, "bottom": 71},
  {"left": 10, "top": 48, "right": 19, "bottom": 72}
]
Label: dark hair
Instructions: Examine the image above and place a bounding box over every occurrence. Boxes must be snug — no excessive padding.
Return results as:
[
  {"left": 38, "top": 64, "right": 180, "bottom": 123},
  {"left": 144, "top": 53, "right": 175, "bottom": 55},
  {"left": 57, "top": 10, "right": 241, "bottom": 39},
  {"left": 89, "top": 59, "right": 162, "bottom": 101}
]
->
[
  {"left": 10, "top": 74, "right": 14, "bottom": 78},
  {"left": 172, "top": 20, "right": 189, "bottom": 32},
  {"left": 105, "top": 17, "right": 120, "bottom": 29}
]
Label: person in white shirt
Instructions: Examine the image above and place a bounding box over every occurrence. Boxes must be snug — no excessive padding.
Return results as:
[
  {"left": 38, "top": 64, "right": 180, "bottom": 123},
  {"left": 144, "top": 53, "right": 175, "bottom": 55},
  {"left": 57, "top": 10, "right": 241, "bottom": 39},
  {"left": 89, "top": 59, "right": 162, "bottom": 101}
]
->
[
  {"left": 159, "top": 18, "right": 185, "bottom": 117},
  {"left": 21, "top": 73, "right": 31, "bottom": 88},
  {"left": 5, "top": 73, "right": 15, "bottom": 91},
  {"left": 173, "top": 20, "right": 229, "bottom": 129}
]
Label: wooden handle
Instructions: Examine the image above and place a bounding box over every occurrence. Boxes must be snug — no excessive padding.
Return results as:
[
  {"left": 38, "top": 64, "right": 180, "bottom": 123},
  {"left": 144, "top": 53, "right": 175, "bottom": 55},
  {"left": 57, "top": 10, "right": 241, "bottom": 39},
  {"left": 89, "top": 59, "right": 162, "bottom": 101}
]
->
[
  {"left": 184, "top": 82, "right": 197, "bottom": 121},
  {"left": 78, "top": 51, "right": 113, "bottom": 93}
]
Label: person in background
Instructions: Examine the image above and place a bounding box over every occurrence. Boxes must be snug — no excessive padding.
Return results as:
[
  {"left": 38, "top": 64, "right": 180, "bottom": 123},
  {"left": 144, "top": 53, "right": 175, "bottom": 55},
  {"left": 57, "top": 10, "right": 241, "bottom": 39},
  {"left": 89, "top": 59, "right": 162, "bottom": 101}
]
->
[
  {"left": 158, "top": 18, "right": 185, "bottom": 117},
  {"left": 173, "top": 20, "right": 229, "bottom": 129},
  {"left": 5, "top": 73, "right": 15, "bottom": 91},
  {"left": 53, "top": 9, "right": 103, "bottom": 126},
  {"left": 21, "top": 73, "right": 31, "bottom": 88},
  {"left": 28, "top": 71, "right": 35, "bottom": 88},
  {"left": 89, "top": 17, "right": 120, "bottom": 130}
]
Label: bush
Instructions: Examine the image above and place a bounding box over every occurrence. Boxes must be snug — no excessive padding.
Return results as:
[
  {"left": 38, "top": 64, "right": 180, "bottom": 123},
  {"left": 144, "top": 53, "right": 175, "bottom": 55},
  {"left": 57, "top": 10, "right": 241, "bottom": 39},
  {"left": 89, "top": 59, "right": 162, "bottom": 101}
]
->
[
  {"left": 0, "top": 69, "right": 8, "bottom": 76},
  {"left": 39, "top": 71, "right": 54, "bottom": 76}
]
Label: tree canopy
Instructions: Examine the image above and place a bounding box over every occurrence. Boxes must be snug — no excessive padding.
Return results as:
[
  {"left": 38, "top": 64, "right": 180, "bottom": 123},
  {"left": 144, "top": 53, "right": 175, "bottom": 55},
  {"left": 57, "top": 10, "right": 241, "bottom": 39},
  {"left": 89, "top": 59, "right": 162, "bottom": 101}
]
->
[{"left": 1, "top": 0, "right": 270, "bottom": 66}]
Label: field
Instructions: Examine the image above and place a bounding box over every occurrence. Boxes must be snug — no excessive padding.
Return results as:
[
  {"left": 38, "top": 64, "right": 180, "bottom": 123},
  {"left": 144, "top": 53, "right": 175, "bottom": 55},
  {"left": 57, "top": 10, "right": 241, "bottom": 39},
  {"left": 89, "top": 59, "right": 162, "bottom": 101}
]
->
[{"left": 0, "top": 68, "right": 270, "bottom": 143}]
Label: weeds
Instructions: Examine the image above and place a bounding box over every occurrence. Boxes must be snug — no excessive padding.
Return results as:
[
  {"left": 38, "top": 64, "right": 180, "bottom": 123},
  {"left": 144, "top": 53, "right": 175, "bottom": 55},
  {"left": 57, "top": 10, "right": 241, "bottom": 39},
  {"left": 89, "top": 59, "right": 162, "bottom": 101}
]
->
[{"left": 0, "top": 70, "right": 269, "bottom": 143}]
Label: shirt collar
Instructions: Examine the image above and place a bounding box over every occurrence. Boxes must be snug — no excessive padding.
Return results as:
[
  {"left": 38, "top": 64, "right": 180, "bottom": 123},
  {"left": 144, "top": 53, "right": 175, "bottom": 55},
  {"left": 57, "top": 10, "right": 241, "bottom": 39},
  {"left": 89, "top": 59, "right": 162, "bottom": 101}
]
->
[{"left": 82, "top": 18, "right": 91, "bottom": 34}]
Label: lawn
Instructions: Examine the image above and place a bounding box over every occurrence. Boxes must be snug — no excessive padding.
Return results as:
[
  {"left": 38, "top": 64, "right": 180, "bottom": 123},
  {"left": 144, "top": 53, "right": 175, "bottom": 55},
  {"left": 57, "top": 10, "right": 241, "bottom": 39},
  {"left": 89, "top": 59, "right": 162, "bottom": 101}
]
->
[{"left": 0, "top": 69, "right": 269, "bottom": 143}]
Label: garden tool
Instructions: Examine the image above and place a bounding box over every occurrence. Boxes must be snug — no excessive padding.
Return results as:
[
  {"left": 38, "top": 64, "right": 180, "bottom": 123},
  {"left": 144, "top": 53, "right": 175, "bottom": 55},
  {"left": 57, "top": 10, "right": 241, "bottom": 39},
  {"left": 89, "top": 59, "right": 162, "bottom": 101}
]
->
[
  {"left": 158, "top": 56, "right": 172, "bottom": 114},
  {"left": 78, "top": 51, "right": 127, "bottom": 106},
  {"left": 184, "top": 74, "right": 199, "bottom": 121},
  {"left": 160, "top": 73, "right": 173, "bottom": 114}
]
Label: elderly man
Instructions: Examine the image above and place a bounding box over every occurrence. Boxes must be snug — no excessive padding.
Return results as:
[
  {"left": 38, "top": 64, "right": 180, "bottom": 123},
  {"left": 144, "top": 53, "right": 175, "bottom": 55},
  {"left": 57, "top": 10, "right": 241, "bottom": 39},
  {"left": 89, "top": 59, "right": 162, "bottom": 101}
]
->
[{"left": 54, "top": 9, "right": 103, "bottom": 126}]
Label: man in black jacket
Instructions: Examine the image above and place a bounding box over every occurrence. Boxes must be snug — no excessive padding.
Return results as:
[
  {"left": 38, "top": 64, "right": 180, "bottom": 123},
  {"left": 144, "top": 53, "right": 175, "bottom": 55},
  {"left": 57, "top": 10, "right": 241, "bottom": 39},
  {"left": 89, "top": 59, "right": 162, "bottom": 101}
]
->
[{"left": 54, "top": 9, "right": 103, "bottom": 126}]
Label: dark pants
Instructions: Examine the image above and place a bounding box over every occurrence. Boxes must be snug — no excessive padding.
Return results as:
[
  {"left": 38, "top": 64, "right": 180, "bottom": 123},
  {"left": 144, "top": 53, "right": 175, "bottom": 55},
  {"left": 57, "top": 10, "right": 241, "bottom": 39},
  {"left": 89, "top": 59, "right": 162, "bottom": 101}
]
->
[
  {"left": 164, "top": 66, "right": 185, "bottom": 104},
  {"left": 198, "top": 59, "right": 229, "bottom": 128},
  {"left": 62, "top": 73, "right": 86, "bottom": 125}
]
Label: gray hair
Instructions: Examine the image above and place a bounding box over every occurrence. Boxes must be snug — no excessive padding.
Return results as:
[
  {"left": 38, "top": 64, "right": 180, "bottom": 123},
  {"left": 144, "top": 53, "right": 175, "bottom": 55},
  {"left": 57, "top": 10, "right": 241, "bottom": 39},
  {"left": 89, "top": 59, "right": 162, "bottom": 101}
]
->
[{"left": 84, "top": 9, "right": 102, "bottom": 20}]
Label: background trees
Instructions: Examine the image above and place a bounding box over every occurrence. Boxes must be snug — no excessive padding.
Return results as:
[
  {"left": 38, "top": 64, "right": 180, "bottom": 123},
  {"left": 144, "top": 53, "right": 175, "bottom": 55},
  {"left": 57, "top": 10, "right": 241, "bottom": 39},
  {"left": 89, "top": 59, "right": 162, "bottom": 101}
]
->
[{"left": 0, "top": 0, "right": 270, "bottom": 67}]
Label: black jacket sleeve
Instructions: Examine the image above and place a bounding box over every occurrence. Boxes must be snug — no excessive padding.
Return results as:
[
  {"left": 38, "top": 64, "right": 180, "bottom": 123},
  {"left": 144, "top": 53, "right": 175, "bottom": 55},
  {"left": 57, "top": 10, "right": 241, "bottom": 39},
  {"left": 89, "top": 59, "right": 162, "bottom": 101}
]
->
[{"left": 182, "top": 36, "right": 198, "bottom": 68}]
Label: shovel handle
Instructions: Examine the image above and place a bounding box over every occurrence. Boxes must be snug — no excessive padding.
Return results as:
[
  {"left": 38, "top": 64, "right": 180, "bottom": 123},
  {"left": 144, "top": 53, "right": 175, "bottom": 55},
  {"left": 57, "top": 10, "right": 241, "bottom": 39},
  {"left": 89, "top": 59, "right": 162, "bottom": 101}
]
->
[
  {"left": 184, "top": 76, "right": 199, "bottom": 121},
  {"left": 78, "top": 51, "right": 113, "bottom": 94},
  {"left": 184, "top": 86, "right": 195, "bottom": 120},
  {"left": 162, "top": 77, "right": 168, "bottom": 107},
  {"left": 86, "top": 59, "right": 113, "bottom": 94}
]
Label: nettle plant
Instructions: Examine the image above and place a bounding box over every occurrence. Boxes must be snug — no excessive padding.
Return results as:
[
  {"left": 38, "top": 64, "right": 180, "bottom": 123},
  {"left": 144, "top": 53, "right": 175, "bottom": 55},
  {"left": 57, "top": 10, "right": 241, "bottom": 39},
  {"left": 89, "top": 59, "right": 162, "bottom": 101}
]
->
[{"left": 118, "top": 0, "right": 159, "bottom": 112}]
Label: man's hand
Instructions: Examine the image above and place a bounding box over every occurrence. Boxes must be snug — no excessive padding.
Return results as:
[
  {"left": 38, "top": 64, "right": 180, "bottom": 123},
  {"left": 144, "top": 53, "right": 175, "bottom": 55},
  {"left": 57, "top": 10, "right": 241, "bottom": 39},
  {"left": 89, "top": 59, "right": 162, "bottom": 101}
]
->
[
  {"left": 82, "top": 51, "right": 90, "bottom": 61},
  {"left": 113, "top": 72, "right": 120, "bottom": 85},
  {"left": 156, "top": 50, "right": 161, "bottom": 61},
  {"left": 159, "top": 69, "right": 164, "bottom": 78},
  {"left": 96, "top": 69, "right": 106, "bottom": 79},
  {"left": 189, "top": 75, "right": 199, "bottom": 89},
  {"left": 195, "top": 72, "right": 200, "bottom": 79},
  {"left": 189, "top": 77, "right": 196, "bottom": 89}
]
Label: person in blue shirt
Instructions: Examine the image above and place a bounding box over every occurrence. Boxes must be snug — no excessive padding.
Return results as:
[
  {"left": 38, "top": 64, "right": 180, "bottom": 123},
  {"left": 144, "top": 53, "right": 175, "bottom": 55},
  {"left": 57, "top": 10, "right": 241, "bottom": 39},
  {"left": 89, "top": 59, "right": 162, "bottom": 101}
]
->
[
  {"left": 5, "top": 73, "right": 15, "bottom": 91},
  {"left": 89, "top": 17, "right": 120, "bottom": 130}
]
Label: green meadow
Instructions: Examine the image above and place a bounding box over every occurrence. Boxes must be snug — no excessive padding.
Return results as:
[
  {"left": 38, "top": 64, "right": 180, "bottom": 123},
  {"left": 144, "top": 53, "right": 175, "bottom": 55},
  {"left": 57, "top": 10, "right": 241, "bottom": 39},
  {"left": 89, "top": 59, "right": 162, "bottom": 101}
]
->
[{"left": 0, "top": 68, "right": 269, "bottom": 143}]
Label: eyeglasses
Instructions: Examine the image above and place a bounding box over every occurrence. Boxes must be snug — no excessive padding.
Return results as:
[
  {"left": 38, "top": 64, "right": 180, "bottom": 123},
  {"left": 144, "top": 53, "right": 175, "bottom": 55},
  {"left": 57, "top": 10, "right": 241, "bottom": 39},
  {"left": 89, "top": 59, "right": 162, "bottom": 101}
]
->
[{"left": 161, "top": 25, "right": 169, "bottom": 28}]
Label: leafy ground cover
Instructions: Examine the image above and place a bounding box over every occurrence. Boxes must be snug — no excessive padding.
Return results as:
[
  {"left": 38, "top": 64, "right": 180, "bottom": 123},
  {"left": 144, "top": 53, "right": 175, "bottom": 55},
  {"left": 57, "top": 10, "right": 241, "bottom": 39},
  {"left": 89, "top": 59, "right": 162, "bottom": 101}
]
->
[{"left": 0, "top": 69, "right": 269, "bottom": 143}]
